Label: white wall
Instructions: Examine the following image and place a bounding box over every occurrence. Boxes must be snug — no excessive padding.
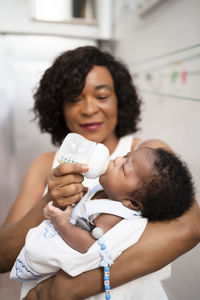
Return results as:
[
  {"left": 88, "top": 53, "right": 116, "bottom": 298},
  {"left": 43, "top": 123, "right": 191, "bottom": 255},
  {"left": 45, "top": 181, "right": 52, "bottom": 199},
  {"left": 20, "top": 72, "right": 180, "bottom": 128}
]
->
[
  {"left": 0, "top": 0, "right": 95, "bottom": 38},
  {"left": 114, "top": 0, "right": 200, "bottom": 299},
  {"left": 0, "top": 0, "right": 113, "bottom": 40}
]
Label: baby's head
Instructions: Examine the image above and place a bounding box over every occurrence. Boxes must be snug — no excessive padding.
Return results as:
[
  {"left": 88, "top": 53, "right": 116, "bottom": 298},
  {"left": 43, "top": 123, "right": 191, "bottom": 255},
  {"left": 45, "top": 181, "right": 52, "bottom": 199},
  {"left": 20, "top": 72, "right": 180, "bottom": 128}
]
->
[{"left": 100, "top": 147, "right": 195, "bottom": 221}]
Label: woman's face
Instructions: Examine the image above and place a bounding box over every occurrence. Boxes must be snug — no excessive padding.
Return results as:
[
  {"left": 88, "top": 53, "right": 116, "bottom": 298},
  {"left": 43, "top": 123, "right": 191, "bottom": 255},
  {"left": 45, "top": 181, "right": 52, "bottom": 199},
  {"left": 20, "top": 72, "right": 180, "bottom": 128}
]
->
[{"left": 63, "top": 65, "right": 118, "bottom": 152}]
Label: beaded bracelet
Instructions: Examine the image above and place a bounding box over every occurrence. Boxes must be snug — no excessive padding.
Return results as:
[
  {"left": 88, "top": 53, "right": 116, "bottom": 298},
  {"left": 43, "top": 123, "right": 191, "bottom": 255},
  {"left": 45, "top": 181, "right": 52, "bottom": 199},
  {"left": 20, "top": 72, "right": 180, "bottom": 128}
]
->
[{"left": 92, "top": 227, "right": 113, "bottom": 300}]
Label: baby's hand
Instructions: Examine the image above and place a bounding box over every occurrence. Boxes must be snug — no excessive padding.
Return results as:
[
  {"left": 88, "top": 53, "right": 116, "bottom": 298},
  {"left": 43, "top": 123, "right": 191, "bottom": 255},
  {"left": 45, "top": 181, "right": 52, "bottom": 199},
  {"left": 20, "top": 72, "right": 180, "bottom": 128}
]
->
[
  {"left": 44, "top": 201, "right": 73, "bottom": 227},
  {"left": 44, "top": 201, "right": 63, "bottom": 220}
]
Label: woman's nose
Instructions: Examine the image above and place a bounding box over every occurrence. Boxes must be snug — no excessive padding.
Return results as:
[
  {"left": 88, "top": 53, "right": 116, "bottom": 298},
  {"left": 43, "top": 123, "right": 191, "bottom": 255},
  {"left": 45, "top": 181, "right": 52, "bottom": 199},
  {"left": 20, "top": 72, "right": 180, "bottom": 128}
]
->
[{"left": 81, "top": 98, "right": 98, "bottom": 115}]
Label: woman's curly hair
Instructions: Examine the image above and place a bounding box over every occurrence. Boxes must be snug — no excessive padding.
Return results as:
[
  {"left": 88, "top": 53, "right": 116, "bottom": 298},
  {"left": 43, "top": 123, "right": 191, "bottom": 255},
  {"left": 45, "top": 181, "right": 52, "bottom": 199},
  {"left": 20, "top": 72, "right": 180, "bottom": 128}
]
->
[{"left": 33, "top": 46, "right": 141, "bottom": 146}]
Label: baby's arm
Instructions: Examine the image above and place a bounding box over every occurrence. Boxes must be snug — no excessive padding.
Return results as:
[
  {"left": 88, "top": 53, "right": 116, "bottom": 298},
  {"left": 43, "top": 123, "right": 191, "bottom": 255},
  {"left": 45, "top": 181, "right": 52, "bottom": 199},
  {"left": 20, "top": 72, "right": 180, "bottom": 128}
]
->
[{"left": 44, "top": 202, "right": 122, "bottom": 253}]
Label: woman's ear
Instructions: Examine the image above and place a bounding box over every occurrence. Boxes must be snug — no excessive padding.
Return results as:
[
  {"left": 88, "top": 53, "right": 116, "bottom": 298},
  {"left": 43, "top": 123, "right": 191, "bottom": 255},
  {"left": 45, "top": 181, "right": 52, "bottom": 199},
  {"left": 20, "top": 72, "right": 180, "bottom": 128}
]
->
[{"left": 122, "top": 199, "right": 143, "bottom": 211}]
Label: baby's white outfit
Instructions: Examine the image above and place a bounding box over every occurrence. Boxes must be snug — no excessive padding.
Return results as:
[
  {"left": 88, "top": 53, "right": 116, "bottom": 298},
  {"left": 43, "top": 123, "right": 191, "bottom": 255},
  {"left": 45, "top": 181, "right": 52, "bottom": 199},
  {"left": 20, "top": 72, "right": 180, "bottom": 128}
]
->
[
  {"left": 11, "top": 134, "right": 170, "bottom": 300},
  {"left": 10, "top": 184, "right": 145, "bottom": 281}
]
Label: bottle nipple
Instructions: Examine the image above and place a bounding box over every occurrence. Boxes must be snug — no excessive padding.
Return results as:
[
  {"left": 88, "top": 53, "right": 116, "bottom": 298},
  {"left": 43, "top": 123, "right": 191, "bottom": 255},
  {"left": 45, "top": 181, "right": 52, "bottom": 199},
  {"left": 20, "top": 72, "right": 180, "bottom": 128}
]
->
[{"left": 84, "top": 143, "right": 110, "bottom": 179}]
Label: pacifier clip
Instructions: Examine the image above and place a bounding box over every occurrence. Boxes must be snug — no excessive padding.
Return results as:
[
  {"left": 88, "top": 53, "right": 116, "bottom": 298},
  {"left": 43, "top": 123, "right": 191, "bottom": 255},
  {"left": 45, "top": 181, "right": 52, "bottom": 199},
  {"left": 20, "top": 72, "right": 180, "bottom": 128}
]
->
[{"left": 92, "top": 227, "right": 113, "bottom": 300}]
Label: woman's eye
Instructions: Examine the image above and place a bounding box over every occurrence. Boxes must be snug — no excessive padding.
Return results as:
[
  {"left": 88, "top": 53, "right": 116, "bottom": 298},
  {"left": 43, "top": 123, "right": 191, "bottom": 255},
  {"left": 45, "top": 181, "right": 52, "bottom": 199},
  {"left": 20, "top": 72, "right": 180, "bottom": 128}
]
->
[{"left": 97, "top": 95, "right": 108, "bottom": 100}]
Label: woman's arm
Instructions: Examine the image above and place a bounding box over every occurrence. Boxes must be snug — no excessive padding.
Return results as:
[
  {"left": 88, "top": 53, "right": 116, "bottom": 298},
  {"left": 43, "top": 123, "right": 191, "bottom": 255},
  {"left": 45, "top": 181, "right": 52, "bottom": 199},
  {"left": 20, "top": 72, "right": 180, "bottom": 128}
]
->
[
  {"left": 0, "top": 152, "right": 53, "bottom": 272},
  {"left": 0, "top": 153, "right": 88, "bottom": 273}
]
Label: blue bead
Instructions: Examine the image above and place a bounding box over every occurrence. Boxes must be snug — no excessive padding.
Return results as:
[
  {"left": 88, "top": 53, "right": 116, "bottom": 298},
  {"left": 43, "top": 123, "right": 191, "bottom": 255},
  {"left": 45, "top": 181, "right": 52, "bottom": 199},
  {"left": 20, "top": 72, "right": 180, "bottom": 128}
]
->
[
  {"left": 101, "top": 244, "right": 106, "bottom": 250},
  {"left": 104, "top": 266, "right": 110, "bottom": 272},
  {"left": 105, "top": 285, "right": 111, "bottom": 290},
  {"left": 104, "top": 276, "right": 109, "bottom": 280},
  {"left": 105, "top": 295, "right": 111, "bottom": 299}
]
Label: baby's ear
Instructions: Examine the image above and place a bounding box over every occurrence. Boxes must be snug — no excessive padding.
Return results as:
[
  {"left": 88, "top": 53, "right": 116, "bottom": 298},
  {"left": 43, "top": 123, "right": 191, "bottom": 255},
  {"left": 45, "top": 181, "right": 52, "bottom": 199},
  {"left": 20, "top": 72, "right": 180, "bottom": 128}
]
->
[{"left": 122, "top": 199, "right": 143, "bottom": 211}]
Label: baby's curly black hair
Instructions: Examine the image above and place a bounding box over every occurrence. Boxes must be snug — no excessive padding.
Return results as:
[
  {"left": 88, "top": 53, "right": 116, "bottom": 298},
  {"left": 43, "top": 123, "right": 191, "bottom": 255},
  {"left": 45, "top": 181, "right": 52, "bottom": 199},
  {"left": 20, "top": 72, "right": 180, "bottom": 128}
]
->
[
  {"left": 33, "top": 46, "right": 141, "bottom": 146},
  {"left": 131, "top": 148, "right": 195, "bottom": 221}
]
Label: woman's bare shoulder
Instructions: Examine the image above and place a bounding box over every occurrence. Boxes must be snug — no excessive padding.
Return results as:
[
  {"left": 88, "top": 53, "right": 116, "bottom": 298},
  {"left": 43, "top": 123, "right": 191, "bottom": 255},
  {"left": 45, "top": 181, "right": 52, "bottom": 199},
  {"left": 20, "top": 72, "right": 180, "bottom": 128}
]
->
[
  {"left": 33, "top": 151, "right": 56, "bottom": 165},
  {"left": 32, "top": 151, "right": 56, "bottom": 170},
  {"left": 24, "top": 151, "right": 56, "bottom": 182},
  {"left": 24, "top": 151, "right": 56, "bottom": 192}
]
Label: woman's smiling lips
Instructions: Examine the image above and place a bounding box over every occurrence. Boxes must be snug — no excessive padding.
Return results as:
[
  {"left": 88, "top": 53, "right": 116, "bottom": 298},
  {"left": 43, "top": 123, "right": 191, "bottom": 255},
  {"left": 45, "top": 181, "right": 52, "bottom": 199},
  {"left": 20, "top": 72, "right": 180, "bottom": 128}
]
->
[{"left": 79, "top": 122, "right": 103, "bottom": 131}]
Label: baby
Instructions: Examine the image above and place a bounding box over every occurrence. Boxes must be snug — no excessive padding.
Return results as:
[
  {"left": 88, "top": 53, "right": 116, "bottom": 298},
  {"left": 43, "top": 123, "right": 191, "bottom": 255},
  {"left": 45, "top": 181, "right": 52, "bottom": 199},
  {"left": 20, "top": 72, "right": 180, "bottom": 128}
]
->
[
  {"left": 44, "top": 146, "right": 195, "bottom": 253},
  {"left": 10, "top": 145, "right": 194, "bottom": 300}
]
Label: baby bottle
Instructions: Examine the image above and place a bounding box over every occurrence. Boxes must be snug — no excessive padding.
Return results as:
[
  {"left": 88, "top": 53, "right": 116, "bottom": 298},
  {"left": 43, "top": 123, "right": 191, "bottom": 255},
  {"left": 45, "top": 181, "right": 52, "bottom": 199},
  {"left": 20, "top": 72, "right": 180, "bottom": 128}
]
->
[{"left": 56, "top": 133, "right": 110, "bottom": 179}]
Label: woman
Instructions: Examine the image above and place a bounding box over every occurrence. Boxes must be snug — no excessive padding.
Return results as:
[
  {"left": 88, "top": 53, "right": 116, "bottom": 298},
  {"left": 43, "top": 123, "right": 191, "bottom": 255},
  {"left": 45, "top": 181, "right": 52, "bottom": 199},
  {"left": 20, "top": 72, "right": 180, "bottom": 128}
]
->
[{"left": 0, "top": 46, "right": 200, "bottom": 299}]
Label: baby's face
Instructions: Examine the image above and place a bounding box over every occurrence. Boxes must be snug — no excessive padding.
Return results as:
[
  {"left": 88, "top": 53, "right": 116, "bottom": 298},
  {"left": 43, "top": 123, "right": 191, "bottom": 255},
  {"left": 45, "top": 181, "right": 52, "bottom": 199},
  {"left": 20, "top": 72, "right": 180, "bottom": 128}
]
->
[{"left": 99, "top": 147, "right": 155, "bottom": 202}]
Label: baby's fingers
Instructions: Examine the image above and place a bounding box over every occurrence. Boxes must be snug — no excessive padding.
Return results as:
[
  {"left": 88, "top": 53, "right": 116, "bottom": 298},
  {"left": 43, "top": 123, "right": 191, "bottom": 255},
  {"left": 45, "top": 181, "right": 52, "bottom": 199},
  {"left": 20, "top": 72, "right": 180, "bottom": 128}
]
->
[
  {"left": 43, "top": 201, "right": 53, "bottom": 219},
  {"left": 44, "top": 201, "right": 62, "bottom": 219}
]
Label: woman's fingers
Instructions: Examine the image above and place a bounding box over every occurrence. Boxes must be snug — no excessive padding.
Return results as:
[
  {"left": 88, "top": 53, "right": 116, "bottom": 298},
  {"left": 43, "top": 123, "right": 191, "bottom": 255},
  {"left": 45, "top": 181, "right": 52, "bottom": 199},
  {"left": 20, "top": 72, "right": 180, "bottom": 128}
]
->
[
  {"left": 47, "top": 163, "right": 88, "bottom": 208},
  {"left": 48, "top": 183, "right": 84, "bottom": 208},
  {"left": 53, "top": 163, "right": 88, "bottom": 177},
  {"left": 56, "top": 192, "right": 84, "bottom": 208},
  {"left": 22, "top": 275, "right": 55, "bottom": 300},
  {"left": 50, "top": 182, "right": 83, "bottom": 200},
  {"left": 48, "top": 174, "right": 84, "bottom": 193}
]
